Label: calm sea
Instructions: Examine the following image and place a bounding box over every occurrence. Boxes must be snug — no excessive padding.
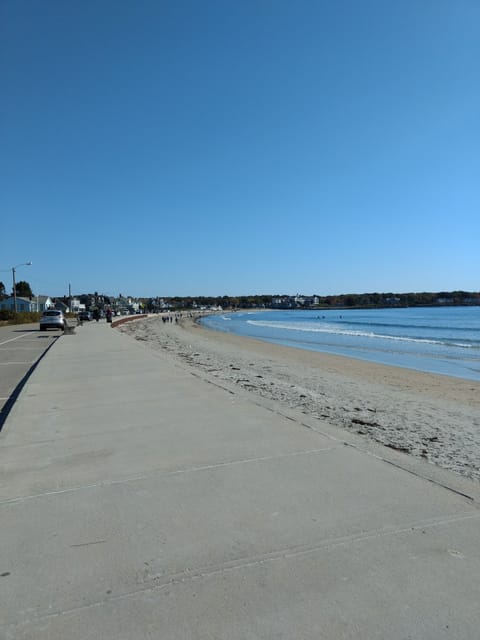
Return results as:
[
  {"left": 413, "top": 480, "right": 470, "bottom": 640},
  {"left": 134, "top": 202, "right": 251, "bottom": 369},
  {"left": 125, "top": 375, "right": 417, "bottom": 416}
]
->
[{"left": 200, "top": 306, "right": 480, "bottom": 381}]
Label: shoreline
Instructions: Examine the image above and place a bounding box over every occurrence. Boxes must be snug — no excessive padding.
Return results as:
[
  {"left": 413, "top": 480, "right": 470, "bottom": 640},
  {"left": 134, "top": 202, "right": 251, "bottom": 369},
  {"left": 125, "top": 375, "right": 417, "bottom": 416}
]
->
[
  {"left": 199, "top": 307, "right": 480, "bottom": 383},
  {"left": 193, "top": 313, "right": 480, "bottom": 405},
  {"left": 117, "top": 314, "right": 480, "bottom": 482}
]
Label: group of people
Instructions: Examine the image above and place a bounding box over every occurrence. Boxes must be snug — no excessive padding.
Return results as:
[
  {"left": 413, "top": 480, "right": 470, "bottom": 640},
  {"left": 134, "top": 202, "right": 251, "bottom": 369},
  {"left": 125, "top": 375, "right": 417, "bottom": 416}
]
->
[
  {"left": 93, "top": 308, "right": 113, "bottom": 322},
  {"left": 77, "top": 308, "right": 113, "bottom": 324}
]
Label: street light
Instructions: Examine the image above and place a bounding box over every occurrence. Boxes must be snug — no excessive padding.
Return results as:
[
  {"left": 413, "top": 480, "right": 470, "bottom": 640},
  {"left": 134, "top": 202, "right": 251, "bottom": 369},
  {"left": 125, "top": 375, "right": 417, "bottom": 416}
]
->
[{"left": 12, "top": 261, "right": 32, "bottom": 313}]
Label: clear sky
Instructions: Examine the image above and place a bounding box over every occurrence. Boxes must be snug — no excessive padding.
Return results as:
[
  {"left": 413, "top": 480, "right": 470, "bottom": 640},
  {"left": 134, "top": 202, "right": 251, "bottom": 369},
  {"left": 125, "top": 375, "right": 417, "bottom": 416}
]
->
[{"left": 1, "top": 0, "right": 479, "bottom": 299}]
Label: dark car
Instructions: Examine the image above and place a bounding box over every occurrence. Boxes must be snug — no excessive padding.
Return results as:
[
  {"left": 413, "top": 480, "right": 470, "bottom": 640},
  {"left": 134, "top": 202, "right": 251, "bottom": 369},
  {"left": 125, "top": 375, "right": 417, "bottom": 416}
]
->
[{"left": 78, "top": 311, "right": 91, "bottom": 321}]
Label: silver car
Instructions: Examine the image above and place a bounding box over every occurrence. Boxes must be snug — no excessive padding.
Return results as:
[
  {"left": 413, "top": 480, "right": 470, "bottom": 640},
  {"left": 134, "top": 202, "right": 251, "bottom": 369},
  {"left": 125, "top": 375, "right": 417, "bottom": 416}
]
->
[{"left": 40, "top": 309, "right": 65, "bottom": 331}]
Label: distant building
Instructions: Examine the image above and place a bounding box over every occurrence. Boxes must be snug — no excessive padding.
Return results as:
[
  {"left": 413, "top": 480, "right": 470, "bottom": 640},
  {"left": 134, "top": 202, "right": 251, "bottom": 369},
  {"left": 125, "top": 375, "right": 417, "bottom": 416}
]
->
[
  {"left": 70, "top": 297, "right": 81, "bottom": 312},
  {"left": 54, "top": 300, "right": 70, "bottom": 313},
  {"left": 271, "top": 295, "right": 319, "bottom": 308},
  {"left": 0, "top": 295, "right": 54, "bottom": 312}
]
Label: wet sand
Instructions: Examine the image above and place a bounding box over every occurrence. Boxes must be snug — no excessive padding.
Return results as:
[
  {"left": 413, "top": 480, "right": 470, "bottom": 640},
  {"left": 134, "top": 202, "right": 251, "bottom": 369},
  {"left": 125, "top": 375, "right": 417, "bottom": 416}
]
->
[{"left": 117, "top": 315, "right": 480, "bottom": 482}]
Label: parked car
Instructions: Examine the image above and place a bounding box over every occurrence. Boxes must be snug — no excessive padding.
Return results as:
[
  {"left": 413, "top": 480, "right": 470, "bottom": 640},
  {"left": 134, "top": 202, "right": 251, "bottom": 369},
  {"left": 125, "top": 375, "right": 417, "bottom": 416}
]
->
[
  {"left": 78, "top": 311, "right": 91, "bottom": 321},
  {"left": 40, "top": 309, "right": 65, "bottom": 331}
]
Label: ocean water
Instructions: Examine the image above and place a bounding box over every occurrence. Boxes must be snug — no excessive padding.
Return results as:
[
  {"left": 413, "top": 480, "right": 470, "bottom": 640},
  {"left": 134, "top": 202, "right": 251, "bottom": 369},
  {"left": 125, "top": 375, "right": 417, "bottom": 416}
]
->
[{"left": 200, "top": 307, "right": 480, "bottom": 381}]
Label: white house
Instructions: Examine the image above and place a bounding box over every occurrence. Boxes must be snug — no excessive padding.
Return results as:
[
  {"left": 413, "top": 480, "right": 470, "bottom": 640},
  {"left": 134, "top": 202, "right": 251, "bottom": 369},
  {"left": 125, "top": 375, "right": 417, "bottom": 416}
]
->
[{"left": 70, "top": 297, "right": 82, "bottom": 312}]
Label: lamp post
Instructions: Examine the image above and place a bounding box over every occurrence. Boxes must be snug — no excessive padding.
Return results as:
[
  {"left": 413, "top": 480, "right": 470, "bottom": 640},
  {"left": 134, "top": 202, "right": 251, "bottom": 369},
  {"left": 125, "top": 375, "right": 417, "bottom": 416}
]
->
[{"left": 12, "top": 261, "right": 32, "bottom": 313}]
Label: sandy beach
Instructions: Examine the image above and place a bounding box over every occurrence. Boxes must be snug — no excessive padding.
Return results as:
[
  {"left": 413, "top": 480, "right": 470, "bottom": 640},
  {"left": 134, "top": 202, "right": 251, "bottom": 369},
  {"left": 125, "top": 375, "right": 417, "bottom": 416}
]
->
[{"left": 117, "top": 314, "right": 480, "bottom": 482}]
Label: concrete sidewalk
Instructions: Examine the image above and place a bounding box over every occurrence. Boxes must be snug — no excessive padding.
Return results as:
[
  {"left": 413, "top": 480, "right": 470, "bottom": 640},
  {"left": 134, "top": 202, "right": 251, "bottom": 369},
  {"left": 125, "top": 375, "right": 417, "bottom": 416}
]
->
[{"left": 1, "top": 320, "right": 479, "bottom": 639}]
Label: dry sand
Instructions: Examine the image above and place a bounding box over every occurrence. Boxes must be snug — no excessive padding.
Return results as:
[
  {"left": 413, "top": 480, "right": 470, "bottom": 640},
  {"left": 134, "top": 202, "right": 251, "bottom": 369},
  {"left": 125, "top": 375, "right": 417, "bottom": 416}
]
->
[{"left": 117, "top": 314, "right": 480, "bottom": 482}]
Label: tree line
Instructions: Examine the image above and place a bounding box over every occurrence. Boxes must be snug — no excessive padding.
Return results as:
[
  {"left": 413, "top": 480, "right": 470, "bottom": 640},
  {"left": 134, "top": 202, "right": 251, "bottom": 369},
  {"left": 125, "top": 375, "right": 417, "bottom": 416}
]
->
[
  {"left": 314, "top": 291, "right": 480, "bottom": 308},
  {"left": 0, "top": 280, "right": 33, "bottom": 298},
  {"left": 1, "top": 283, "right": 478, "bottom": 310},
  {"left": 143, "top": 290, "right": 480, "bottom": 310}
]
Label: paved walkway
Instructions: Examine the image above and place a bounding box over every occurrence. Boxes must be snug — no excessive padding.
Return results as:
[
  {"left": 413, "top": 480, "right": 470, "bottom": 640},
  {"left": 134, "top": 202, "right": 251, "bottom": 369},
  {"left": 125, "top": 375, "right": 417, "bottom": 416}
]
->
[{"left": 1, "top": 320, "right": 479, "bottom": 639}]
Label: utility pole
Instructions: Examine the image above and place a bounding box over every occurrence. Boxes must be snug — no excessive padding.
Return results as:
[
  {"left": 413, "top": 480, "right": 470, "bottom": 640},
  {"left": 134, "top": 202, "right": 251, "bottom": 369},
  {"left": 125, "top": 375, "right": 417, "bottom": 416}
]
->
[
  {"left": 12, "top": 262, "right": 32, "bottom": 312},
  {"left": 12, "top": 267, "right": 17, "bottom": 313}
]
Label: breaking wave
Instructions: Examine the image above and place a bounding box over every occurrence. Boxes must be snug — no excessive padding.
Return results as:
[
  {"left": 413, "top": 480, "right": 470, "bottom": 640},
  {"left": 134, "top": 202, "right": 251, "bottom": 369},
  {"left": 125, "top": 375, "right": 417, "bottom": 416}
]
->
[{"left": 246, "top": 320, "right": 475, "bottom": 349}]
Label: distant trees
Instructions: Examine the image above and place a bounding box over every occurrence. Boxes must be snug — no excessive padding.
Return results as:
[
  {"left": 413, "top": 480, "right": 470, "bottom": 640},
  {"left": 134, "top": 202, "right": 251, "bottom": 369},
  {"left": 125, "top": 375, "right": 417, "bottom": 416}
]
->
[
  {"left": 15, "top": 280, "right": 33, "bottom": 297},
  {"left": 316, "top": 291, "right": 480, "bottom": 308},
  {"left": 152, "top": 290, "right": 480, "bottom": 311},
  {"left": 0, "top": 281, "right": 6, "bottom": 299}
]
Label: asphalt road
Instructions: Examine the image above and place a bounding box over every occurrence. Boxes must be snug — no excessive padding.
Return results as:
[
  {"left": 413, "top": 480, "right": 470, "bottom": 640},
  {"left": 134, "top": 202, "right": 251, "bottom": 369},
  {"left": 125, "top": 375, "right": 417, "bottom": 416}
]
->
[{"left": 0, "top": 322, "right": 61, "bottom": 427}]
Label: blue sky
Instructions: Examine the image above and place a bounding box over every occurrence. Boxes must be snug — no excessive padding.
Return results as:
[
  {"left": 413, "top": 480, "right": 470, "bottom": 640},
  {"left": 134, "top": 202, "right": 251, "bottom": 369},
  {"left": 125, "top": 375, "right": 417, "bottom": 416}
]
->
[{"left": 1, "top": 0, "right": 479, "bottom": 298}]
